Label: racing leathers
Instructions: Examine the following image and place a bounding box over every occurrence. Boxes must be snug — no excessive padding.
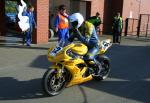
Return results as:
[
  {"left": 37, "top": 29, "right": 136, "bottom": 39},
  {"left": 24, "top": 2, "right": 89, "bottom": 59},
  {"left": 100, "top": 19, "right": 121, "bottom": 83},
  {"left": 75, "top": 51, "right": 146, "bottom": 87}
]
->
[{"left": 69, "top": 21, "right": 100, "bottom": 61}]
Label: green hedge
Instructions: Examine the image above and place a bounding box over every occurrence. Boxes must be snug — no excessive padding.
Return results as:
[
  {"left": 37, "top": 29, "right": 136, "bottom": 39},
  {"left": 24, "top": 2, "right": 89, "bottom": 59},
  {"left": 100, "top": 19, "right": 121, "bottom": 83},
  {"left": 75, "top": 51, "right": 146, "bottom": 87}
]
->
[{"left": 5, "top": 1, "right": 17, "bottom": 13}]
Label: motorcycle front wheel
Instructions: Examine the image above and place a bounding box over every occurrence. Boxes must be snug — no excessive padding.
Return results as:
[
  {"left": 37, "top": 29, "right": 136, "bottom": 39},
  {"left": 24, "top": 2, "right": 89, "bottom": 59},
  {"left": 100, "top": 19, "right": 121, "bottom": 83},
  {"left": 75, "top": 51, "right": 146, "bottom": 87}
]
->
[
  {"left": 93, "top": 55, "right": 111, "bottom": 81},
  {"left": 42, "top": 68, "right": 67, "bottom": 96}
]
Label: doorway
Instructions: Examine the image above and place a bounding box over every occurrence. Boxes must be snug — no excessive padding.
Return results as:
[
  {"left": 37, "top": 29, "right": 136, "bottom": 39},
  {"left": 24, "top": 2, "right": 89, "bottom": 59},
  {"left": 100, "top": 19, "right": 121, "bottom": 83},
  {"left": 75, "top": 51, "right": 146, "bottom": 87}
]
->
[
  {"left": 70, "top": 0, "right": 91, "bottom": 20},
  {"left": 103, "top": 0, "right": 123, "bottom": 34}
]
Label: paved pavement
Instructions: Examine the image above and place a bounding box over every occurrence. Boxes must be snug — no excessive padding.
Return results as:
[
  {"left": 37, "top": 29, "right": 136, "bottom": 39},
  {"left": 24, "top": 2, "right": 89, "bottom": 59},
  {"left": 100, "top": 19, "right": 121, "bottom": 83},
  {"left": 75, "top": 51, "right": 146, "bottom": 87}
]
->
[{"left": 0, "top": 35, "right": 150, "bottom": 103}]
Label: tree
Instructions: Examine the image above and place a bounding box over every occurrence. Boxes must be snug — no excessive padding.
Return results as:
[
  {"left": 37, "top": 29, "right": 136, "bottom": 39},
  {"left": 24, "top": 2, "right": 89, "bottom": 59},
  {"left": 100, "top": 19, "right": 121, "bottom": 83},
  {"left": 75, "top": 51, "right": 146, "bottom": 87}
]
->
[{"left": 5, "top": 1, "right": 17, "bottom": 13}]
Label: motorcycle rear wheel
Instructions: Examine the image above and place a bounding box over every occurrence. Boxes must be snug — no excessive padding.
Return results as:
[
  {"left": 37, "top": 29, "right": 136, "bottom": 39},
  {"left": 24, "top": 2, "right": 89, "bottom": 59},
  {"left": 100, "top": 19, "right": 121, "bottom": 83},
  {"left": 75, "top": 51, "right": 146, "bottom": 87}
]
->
[
  {"left": 93, "top": 55, "right": 110, "bottom": 81},
  {"left": 42, "top": 68, "right": 67, "bottom": 96}
]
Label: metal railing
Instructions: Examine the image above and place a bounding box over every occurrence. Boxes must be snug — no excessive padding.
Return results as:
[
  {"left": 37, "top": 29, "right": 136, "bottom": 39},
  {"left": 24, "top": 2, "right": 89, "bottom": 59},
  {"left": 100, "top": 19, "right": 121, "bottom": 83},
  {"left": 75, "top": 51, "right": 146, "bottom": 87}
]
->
[
  {"left": 125, "top": 14, "right": 150, "bottom": 38},
  {"left": 125, "top": 18, "right": 139, "bottom": 36},
  {"left": 137, "top": 14, "right": 150, "bottom": 37}
]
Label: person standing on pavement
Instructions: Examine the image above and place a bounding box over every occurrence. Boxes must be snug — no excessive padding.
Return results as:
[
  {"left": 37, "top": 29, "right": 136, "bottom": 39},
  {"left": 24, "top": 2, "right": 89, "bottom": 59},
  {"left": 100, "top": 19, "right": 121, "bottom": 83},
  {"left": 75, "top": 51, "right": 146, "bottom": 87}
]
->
[
  {"left": 54, "top": 4, "right": 69, "bottom": 42},
  {"left": 88, "top": 12, "right": 102, "bottom": 35},
  {"left": 23, "top": 5, "right": 36, "bottom": 46},
  {"left": 112, "top": 12, "right": 123, "bottom": 44}
]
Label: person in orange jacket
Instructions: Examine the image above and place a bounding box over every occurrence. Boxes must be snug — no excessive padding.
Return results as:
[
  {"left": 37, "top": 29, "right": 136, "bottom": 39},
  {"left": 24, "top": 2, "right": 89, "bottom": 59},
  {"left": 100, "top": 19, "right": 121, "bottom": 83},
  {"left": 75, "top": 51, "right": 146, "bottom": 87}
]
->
[{"left": 54, "top": 5, "right": 69, "bottom": 42}]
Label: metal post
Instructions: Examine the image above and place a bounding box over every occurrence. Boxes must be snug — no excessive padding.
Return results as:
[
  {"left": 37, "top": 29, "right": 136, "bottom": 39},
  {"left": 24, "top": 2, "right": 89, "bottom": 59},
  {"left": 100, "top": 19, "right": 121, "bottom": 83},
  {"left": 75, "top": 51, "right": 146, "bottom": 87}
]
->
[
  {"left": 137, "top": 14, "right": 141, "bottom": 37},
  {"left": 125, "top": 18, "right": 129, "bottom": 36},
  {"left": 145, "top": 15, "right": 150, "bottom": 37},
  {"left": 132, "top": 19, "right": 134, "bottom": 34}
]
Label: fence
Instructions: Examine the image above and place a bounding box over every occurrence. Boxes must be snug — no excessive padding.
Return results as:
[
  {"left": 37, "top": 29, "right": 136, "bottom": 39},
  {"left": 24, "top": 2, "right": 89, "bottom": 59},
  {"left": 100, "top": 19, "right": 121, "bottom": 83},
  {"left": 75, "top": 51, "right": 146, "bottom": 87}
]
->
[
  {"left": 125, "top": 14, "right": 150, "bottom": 37},
  {"left": 124, "top": 18, "right": 139, "bottom": 36},
  {"left": 137, "top": 14, "right": 150, "bottom": 37}
]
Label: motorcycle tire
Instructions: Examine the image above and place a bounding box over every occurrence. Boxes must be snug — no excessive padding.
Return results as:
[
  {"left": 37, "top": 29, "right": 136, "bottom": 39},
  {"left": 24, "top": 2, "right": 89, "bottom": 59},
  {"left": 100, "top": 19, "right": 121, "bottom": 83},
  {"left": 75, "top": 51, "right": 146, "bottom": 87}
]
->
[
  {"left": 42, "top": 68, "right": 67, "bottom": 96},
  {"left": 93, "top": 55, "right": 111, "bottom": 81}
]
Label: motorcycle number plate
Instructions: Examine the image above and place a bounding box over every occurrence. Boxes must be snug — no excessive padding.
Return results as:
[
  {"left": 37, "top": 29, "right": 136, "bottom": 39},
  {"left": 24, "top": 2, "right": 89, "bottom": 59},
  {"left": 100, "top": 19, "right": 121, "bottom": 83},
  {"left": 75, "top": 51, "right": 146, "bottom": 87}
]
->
[{"left": 50, "top": 46, "right": 62, "bottom": 56}]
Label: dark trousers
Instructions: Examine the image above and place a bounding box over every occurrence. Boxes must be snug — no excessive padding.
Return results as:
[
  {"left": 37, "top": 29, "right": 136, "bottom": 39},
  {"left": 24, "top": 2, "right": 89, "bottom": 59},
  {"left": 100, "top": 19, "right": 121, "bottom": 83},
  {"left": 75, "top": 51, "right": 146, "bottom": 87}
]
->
[
  {"left": 22, "top": 32, "right": 26, "bottom": 45},
  {"left": 84, "top": 45, "right": 99, "bottom": 60},
  {"left": 113, "top": 30, "right": 121, "bottom": 43}
]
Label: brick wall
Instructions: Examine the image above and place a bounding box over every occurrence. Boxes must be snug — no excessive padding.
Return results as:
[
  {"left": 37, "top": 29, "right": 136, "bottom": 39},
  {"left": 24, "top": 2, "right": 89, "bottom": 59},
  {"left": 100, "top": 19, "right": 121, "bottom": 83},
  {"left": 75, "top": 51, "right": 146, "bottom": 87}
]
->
[
  {"left": 91, "top": 0, "right": 104, "bottom": 34},
  {"left": 33, "top": 0, "right": 49, "bottom": 44},
  {"left": 123, "top": 0, "right": 139, "bottom": 19},
  {"left": 103, "top": 0, "right": 123, "bottom": 34},
  {"left": 123, "top": 0, "right": 150, "bottom": 19},
  {"left": 91, "top": 0, "right": 104, "bottom": 18}
]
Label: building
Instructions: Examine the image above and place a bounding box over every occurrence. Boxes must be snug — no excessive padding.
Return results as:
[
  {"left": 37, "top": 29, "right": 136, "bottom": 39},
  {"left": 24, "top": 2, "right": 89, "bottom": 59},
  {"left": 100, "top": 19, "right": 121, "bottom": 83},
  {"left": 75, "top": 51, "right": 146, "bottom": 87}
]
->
[
  {"left": 0, "top": 0, "right": 150, "bottom": 44},
  {"left": 0, "top": 0, "right": 49, "bottom": 44}
]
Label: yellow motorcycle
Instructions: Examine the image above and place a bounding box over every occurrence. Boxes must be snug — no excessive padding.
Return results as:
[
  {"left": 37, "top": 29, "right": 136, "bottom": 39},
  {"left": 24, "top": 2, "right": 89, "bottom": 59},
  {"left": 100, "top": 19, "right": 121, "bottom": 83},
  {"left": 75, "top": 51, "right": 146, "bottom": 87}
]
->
[{"left": 42, "top": 39, "right": 112, "bottom": 96}]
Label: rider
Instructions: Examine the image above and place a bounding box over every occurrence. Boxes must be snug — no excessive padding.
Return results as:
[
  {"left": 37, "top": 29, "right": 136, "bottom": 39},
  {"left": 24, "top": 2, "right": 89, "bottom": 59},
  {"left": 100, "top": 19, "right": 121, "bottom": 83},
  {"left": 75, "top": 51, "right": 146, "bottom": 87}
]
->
[{"left": 68, "top": 13, "right": 100, "bottom": 75}]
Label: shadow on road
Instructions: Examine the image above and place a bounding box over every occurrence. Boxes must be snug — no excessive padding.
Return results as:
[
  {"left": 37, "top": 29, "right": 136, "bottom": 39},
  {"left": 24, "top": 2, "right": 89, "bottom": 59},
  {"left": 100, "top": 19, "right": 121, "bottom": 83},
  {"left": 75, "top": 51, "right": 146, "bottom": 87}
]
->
[
  {"left": 125, "top": 36, "right": 150, "bottom": 42},
  {"left": 29, "top": 55, "right": 51, "bottom": 69},
  {"left": 0, "top": 77, "right": 47, "bottom": 100},
  {"left": 81, "top": 80, "right": 150, "bottom": 103},
  {"left": 0, "top": 44, "right": 50, "bottom": 50},
  {"left": 0, "top": 35, "right": 57, "bottom": 50},
  {"left": 0, "top": 44, "right": 150, "bottom": 102},
  {"left": 80, "top": 44, "right": 150, "bottom": 103}
]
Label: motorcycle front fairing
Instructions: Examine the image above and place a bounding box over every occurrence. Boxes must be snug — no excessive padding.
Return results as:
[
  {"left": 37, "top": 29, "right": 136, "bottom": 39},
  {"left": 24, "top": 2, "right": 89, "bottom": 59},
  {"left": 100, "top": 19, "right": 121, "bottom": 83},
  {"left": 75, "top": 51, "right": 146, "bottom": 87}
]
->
[
  {"left": 47, "top": 41, "right": 93, "bottom": 87},
  {"left": 99, "top": 39, "right": 112, "bottom": 54}
]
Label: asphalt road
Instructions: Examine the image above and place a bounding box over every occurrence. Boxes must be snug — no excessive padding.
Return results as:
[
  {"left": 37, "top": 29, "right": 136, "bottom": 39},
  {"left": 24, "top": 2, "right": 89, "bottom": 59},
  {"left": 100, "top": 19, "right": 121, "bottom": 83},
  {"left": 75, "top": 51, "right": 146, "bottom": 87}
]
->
[{"left": 0, "top": 36, "right": 150, "bottom": 103}]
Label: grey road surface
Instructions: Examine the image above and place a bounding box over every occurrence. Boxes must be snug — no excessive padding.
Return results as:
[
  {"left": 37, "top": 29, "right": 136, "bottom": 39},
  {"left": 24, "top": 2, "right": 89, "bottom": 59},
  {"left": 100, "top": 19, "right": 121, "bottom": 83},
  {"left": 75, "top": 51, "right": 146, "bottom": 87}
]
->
[{"left": 0, "top": 36, "right": 150, "bottom": 103}]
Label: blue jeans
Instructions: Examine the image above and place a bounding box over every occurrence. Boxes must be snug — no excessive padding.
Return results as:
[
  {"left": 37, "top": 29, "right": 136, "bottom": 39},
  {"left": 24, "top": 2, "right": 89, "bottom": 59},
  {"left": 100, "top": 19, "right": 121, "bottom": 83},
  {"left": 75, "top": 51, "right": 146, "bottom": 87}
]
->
[
  {"left": 26, "top": 26, "right": 33, "bottom": 46},
  {"left": 58, "top": 28, "right": 69, "bottom": 41},
  {"left": 84, "top": 45, "right": 99, "bottom": 60}
]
